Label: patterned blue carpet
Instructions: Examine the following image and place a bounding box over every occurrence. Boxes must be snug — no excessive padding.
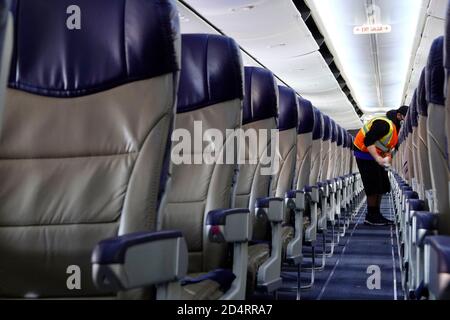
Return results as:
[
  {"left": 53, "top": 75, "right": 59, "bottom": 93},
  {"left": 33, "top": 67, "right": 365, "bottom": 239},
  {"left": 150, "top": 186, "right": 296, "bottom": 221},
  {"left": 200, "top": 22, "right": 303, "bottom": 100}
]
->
[{"left": 278, "top": 194, "right": 404, "bottom": 300}]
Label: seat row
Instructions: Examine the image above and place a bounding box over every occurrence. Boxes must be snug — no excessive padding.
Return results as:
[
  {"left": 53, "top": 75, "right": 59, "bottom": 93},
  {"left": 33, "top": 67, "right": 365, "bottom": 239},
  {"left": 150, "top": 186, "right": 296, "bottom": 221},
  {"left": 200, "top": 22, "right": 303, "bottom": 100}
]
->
[
  {"left": 390, "top": 0, "right": 450, "bottom": 300},
  {"left": 0, "top": 0, "right": 363, "bottom": 299}
]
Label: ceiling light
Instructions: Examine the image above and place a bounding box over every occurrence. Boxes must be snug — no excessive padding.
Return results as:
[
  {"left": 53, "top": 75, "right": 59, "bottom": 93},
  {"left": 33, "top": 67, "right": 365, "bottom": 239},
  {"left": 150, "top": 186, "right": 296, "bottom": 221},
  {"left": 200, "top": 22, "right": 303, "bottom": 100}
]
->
[
  {"left": 179, "top": 13, "right": 190, "bottom": 23},
  {"left": 230, "top": 5, "right": 255, "bottom": 12},
  {"left": 268, "top": 43, "right": 287, "bottom": 48}
]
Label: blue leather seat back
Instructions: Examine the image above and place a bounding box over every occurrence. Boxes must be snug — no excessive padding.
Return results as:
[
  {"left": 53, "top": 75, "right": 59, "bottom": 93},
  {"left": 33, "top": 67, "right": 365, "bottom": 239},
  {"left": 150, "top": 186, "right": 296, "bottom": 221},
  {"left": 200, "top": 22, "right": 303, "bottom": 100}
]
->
[
  {"left": 161, "top": 33, "right": 244, "bottom": 274},
  {"left": 235, "top": 66, "right": 278, "bottom": 240},
  {"left": 0, "top": 0, "right": 11, "bottom": 136},
  {"left": 297, "top": 97, "right": 314, "bottom": 134},
  {"left": 295, "top": 97, "right": 315, "bottom": 190},
  {"left": 0, "top": 0, "right": 180, "bottom": 298},
  {"left": 271, "top": 85, "right": 298, "bottom": 197}
]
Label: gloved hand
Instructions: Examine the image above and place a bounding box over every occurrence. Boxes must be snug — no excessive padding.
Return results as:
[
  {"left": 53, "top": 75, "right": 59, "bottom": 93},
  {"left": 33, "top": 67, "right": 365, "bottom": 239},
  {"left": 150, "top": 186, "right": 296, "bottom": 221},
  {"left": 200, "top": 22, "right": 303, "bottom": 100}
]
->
[{"left": 375, "top": 155, "right": 391, "bottom": 168}]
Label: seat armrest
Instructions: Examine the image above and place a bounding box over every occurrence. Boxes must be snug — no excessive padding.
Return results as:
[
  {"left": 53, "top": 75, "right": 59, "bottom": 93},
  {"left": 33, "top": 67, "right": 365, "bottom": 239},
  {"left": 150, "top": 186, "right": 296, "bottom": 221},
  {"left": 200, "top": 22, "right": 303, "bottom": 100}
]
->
[
  {"left": 285, "top": 190, "right": 305, "bottom": 211},
  {"left": 91, "top": 230, "right": 188, "bottom": 291},
  {"left": 424, "top": 236, "right": 450, "bottom": 299},
  {"left": 206, "top": 208, "right": 251, "bottom": 243},
  {"left": 317, "top": 181, "right": 329, "bottom": 197},
  {"left": 285, "top": 190, "right": 304, "bottom": 264},
  {"left": 425, "top": 236, "right": 450, "bottom": 273},
  {"left": 305, "top": 185, "right": 320, "bottom": 203},
  {"left": 407, "top": 199, "right": 425, "bottom": 224},
  {"left": 412, "top": 211, "right": 439, "bottom": 247},
  {"left": 206, "top": 208, "right": 250, "bottom": 300},
  {"left": 255, "top": 197, "right": 284, "bottom": 222}
]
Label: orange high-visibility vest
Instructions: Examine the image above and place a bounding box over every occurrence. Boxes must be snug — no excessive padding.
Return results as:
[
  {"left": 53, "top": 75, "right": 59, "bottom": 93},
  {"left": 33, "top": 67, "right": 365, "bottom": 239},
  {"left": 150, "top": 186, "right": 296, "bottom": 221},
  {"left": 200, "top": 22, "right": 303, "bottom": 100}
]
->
[{"left": 354, "top": 116, "right": 398, "bottom": 156}]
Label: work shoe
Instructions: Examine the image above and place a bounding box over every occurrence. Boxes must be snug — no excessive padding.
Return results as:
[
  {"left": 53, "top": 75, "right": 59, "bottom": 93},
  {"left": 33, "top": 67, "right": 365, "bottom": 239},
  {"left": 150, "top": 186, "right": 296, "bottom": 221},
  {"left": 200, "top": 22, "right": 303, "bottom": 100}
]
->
[{"left": 364, "top": 214, "right": 392, "bottom": 226}]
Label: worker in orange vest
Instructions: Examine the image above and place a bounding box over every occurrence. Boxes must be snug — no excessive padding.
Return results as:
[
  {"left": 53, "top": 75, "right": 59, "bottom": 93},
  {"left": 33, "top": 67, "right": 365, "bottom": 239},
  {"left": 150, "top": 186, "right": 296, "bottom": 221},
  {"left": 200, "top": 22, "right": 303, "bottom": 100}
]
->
[{"left": 353, "top": 106, "right": 408, "bottom": 225}]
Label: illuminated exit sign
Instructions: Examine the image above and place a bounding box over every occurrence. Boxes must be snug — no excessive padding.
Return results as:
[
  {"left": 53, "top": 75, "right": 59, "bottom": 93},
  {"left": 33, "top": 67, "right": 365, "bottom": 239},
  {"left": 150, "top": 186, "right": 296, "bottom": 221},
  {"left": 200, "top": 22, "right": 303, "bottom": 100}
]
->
[{"left": 353, "top": 24, "right": 392, "bottom": 34}]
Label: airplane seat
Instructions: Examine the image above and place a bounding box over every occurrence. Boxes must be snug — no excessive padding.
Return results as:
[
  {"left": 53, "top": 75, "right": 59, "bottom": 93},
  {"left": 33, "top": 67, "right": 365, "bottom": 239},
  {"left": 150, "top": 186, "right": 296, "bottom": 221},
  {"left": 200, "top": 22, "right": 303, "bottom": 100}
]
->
[
  {"left": 281, "top": 96, "right": 316, "bottom": 299},
  {"left": 309, "top": 107, "right": 323, "bottom": 187},
  {"left": 446, "top": 0, "right": 450, "bottom": 173},
  {"left": 425, "top": 1, "right": 450, "bottom": 299},
  {"left": 320, "top": 115, "right": 331, "bottom": 183},
  {"left": 406, "top": 108, "right": 415, "bottom": 188},
  {"left": 294, "top": 97, "right": 314, "bottom": 193},
  {"left": 0, "top": 0, "right": 12, "bottom": 135},
  {"left": 234, "top": 66, "right": 282, "bottom": 295},
  {"left": 329, "top": 119, "right": 338, "bottom": 181},
  {"left": 335, "top": 125, "right": 348, "bottom": 235},
  {"left": 160, "top": 33, "right": 248, "bottom": 300},
  {"left": 402, "top": 116, "right": 411, "bottom": 183},
  {"left": 319, "top": 118, "right": 338, "bottom": 230},
  {"left": 411, "top": 93, "right": 421, "bottom": 192},
  {"left": 422, "top": 35, "right": 450, "bottom": 300},
  {"left": 416, "top": 69, "right": 432, "bottom": 204},
  {"left": 271, "top": 85, "right": 298, "bottom": 263},
  {"left": 315, "top": 114, "right": 334, "bottom": 262},
  {"left": 426, "top": 36, "right": 449, "bottom": 221},
  {"left": 317, "top": 115, "right": 331, "bottom": 234},
  {"left": 300, "top": 107, "right": 323, "bottom": 288},
  {"left": 271, "top": 86, "right": 298, "bottom": 201},
  {"left": 0, "top": 0, "right": 181, "bottom": 298}
]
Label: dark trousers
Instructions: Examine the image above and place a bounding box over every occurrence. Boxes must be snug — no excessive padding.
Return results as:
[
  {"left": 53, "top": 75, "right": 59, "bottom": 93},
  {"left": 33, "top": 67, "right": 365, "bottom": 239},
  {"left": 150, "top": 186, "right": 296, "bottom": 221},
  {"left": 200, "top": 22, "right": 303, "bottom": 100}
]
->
[{"left": 355, "top": 157, "right": 390, "bottom": 196}]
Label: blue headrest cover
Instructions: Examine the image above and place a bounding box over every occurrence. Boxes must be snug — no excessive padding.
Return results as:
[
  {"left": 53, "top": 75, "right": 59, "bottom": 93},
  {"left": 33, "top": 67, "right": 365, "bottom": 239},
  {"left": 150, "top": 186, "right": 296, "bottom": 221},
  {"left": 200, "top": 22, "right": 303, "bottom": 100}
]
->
[
  {"left": 243, "top": 66, "right": 278, "bottom": 125},
  {"left": 0, "top": 0, "right": 9, "bottom": 23},
  {"left": 297, "top": 97, "right": 314, "bottom": 134},
  {"left": 330, "top": 120, "right": 337, "bottom": 142},
  {"left": 417, "top": 68, "right": 427, "bottom": 116},
  {"left": 278, "top": 86, "right": 298, "bottom": 131},
  {"left": 8, "top": 0, "right": 180, "bottom": 97},
  {"left": 406, "top": 109, "right": 412, "bottom": 134},
  {"left": 312, "top": 108, "right": 323, "bottom": 140},
  {"left": 445, "top": 1, "right": 450, "bottom": 72},
  {"left": 178, "top": 34, "right": 244, "bottom": 113},
  {"left": 410, "top": 92, "right": 418, "bottom": 127},
  {"left": 322, "top": 115, "right": 331, "bottom": 141},
  {"left": 336, "top": 126, "right": 343, "bottom": 146},
  {"left": 425, "top": 36, "right": 445, "bottom": 105}
]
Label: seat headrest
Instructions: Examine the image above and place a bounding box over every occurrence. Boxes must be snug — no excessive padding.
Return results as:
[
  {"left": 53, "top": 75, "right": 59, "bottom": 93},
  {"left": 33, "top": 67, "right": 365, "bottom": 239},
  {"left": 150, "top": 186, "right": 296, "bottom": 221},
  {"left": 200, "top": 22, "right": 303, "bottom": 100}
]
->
[
  {"left": 312, "top": 107, "right": 323, "bottom": 140},
  {"left": 297, "top": 97, "right": 314, "bottom": 134},
  {"left": 336, "top": 125, "right": 343, "bottom": 146},
  {"left": 425, "top": 36, "right": 445, "bottom": 105},
  {"left": 177, "top": 34, "right": 244, "bottom": 113},
  {"left": 243, "top": 66, "right": 278, "bottom": 125},
  {"left": 8, "top": 0, "right": 180, "bottom": 97},
  {"left": 322, "top": 115, "right": 331, "bottom": 141},
  {"left": 445, "top": 1, "right": 450, "bottom": 72},
  {"left": 330, "top": 120, "right": 337, "bottom": 143},
  {"left": 410, "top": 91, "right": 418, "bottom": 127},
  {"left": 0, "top": 0, "right": 8, "bottom": 23},
  {"left": 278, "top": 86, "right": 298, "bottom": 131},
  {"left": 416, "top": 68, "right": 427, "bottom": 116},
  {"left": 406, "top": 109, "right": 413, "bottom": 134}
]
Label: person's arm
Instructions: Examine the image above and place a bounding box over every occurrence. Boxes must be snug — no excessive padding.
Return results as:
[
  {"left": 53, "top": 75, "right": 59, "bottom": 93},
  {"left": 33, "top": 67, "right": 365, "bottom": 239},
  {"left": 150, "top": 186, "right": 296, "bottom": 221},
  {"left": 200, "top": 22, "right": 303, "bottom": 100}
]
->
[
  {"left": 364, "top": 120, "right": 391, "bottom": 167},
  {"left": 367, "top": 145, "right": 391, "bottom": 167}
]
